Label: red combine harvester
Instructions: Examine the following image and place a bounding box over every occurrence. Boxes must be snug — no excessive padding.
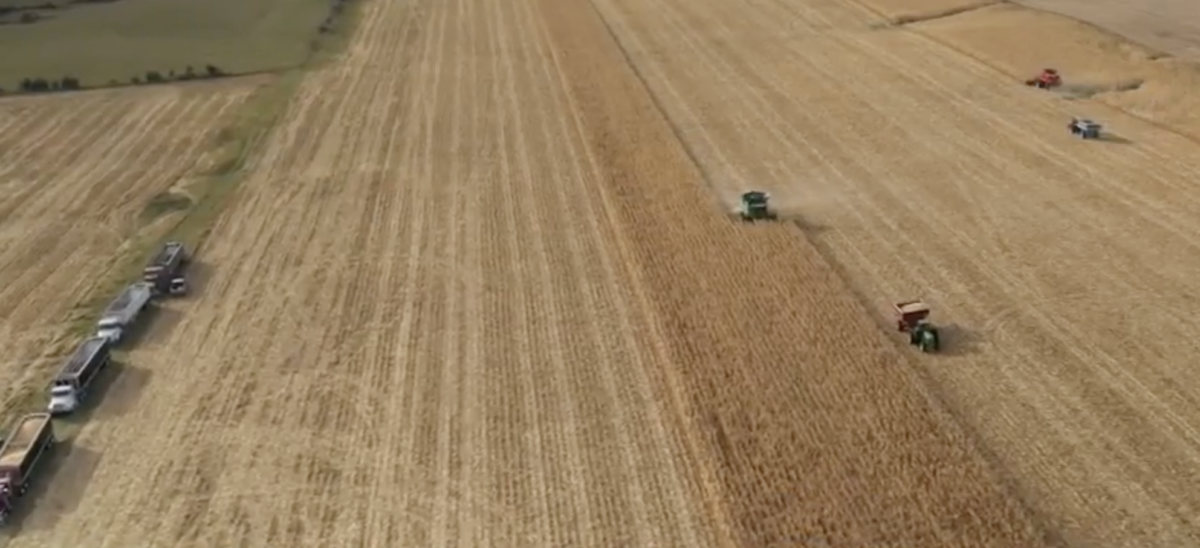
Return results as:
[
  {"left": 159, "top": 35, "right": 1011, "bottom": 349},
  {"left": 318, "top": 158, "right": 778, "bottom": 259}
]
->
[{"left": 1025, "top": 68, "right": 1062, "bottom": 89}]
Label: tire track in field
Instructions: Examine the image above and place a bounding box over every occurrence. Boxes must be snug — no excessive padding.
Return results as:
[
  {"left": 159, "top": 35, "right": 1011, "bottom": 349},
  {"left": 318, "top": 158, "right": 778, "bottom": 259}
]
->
[
  {"left": 481, "top": 0, "right": 549, "bottom": 543},
  {"left": 426, "top": 0, "right": 469, "bottom": 544},
  {"left": 350, "top": 4, "right": 424, "bottom": 545},
  {"left": 510, "top": 0, "right": 640, "bottom": 542},
  {"left": 529, "top": 3, "right": 737, "bottom": 545},
  {"left": 522, "top": 1, "right": 722, "bottom": 546},
  {"left": 493, "top": 0, "right": 600, "bottom": 543}
]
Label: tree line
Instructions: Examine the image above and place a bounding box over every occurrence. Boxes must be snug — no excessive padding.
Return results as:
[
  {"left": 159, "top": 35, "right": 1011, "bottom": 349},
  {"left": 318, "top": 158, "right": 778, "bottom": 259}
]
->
[{"left": 2, "top": 65, "right": 226, "bottom": 96}]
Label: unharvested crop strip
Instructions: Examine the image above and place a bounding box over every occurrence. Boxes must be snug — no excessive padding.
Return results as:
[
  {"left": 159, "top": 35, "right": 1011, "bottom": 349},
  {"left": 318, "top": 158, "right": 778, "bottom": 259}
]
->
[{"left": 535, "top": 0, "right": 1056, "bottom": 545}]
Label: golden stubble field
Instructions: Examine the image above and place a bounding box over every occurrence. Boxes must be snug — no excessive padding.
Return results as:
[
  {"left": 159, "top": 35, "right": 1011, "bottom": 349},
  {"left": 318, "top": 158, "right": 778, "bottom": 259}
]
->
[
  {"left": 594, "top": 0, "right": 1200, "bottom": 545},
  {"left": 2, "top": 0, "right": 732, "bottom": 546},
  {"left": 5, "top": 0, "right": 1200, "bottom": 546},
  {"left": 0, "top": 82, "right": 252, "bottom": 417},
  {"left": 2, "top": 0, "right": 1056, "bottom": 546}
]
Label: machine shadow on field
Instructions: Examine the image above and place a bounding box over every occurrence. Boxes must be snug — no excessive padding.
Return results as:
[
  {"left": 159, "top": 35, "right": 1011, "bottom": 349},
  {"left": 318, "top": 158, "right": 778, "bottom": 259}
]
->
[
  {"left": 184, "top": 259, "right": 215, "bottom": 296},
  {"left": 58, "top": 359, "right": 152, "bottom": 422},
  {"left": 5, "top": 439, "right": 101, "bottom": 533},
  {"left": 121, "top": 304, "right": 180, "bottom": 348},
  {"left": 789, "top": 217, "right": 830, "bottom": 238},
  {"left": 1096, "top": 133, "right": 1134, "bottom": 145},
  {"left": 932, "top": 322, "right": 982, "bottom": 357}
]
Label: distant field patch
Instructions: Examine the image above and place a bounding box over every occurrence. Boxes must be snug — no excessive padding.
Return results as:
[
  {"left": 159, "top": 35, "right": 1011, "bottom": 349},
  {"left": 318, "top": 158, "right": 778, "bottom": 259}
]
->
[{"left": 0, "top": 0, "right": 333, "bottom": 89}]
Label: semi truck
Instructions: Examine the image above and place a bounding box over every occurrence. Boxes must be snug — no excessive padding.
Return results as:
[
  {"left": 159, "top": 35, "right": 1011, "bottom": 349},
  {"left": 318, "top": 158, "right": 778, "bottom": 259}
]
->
[
  {"left": 0, "top": 413, "right": 55, "bottom": 525},
  {"left": 96, "top": 282, "right": 154, "bottom": 344},
  {"left": 143, "top": 241, "right": 188, "bottom": 296},
  {"left": 47, "top": 336, "right": 111, "bottom": 415}
]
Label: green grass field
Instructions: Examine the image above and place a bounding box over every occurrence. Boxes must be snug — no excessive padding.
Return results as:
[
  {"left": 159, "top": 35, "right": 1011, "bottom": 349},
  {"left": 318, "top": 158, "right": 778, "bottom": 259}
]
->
[{"left": 0, "top": 0, "right": 334, "bottom": 89}]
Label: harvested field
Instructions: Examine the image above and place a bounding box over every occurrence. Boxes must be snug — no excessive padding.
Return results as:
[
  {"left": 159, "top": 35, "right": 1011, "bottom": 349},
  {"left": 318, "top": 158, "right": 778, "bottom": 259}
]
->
[
  {"left": 2, "top": 0, "right": 730, "bottom": 545},
  {"left": 904, "top": 3, "right": 1200, "bottom": 138},
  {"left": 2, "top": 0, "right": 1052, "bottom": 546},
  {"left": 594, "top": 0, "right": 1200, "bottom": 546},
  {"left": 1013, "top": 0, "right": 1200, "bottom": 62},
  {"left": 0, "top": 82, "right": 252, "bottom": 420},
  {"left": 9, "top": 0, "right": 1200, "bottom": 545}
]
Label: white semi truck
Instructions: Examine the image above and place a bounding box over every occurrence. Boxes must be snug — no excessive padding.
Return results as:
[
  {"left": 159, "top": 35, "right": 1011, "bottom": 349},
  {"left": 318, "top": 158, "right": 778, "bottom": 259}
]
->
[
  {"left": 47, "top": 336, "right": 111, "bottom": 415},
  {"left": 96, "top": 282, "right": 154, "bottom": 344}
]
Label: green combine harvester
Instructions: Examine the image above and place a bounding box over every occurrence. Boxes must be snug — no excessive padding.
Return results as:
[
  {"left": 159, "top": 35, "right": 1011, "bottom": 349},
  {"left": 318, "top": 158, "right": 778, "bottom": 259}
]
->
[
  {"left": 739, "top": 191, "right": 777, "bottom": 221},
  {"left": 894, "top": 300, "right": 941, "bottom": 353}
]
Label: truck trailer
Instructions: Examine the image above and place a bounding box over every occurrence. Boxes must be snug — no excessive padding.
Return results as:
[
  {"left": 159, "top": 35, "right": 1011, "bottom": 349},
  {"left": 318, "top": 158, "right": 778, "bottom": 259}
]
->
[
  {"left": 0, "top": 413, "right": 55, "bottom": 524},
  {"left": 47, "top": 336, "right": 111, "bottom": 415},
  {"left": 96, "top": 282, "right": 154, "bottom": 344},
  {"left": 143, "top": 241, "right": 188, "bottom": 296}
]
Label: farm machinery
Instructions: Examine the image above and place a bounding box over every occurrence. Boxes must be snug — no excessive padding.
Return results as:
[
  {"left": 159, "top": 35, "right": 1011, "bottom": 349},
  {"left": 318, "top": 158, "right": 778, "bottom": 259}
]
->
[
  {"left": 894, "top": 300, "right": 940, "bottom": 353},
  {"left": 738, "top": 191, "right": 777, "bottom": 221},
  {"left": 1025, "top": 68, "right": 1062, "bottom": 89},
  {"left": 1068, "top": 117, "right": 1103, "bottom": 139}
]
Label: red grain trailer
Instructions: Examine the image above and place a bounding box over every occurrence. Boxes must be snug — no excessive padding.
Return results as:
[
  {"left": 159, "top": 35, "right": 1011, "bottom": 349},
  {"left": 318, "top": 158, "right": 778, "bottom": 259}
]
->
[{"left": 0, "top": 413, "right": 55, "bottom": 524}]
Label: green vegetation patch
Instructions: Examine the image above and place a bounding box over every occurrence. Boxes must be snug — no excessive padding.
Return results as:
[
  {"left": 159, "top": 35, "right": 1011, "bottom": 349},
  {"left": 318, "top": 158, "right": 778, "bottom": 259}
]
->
[
  {"left": 0, "top": 0, "right": 334, "bottom": 87},
  {"left": 138, "top": 191, "right": 193, "bottom": 223}
]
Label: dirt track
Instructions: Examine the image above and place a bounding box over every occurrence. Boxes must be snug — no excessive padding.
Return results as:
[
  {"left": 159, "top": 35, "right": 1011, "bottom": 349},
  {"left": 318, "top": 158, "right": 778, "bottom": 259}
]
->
[
  {"left": 9, "top": 0, "right": 1200, "bottom": 545},
  {"left": 0, "top": 84, "right": 250, "bottom": 416}
]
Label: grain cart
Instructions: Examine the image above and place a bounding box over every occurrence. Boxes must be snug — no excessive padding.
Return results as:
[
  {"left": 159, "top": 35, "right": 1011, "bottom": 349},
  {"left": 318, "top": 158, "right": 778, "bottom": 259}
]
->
[
  {"left": 1025, "top": 68, "right": 1062, "bottom": 89},
  {"left": 143, "top": 241, "right": 189, "bottom": 297},
  {"left": 0, "top": 413, "right": 56, "bottom": 524},
  {"left": 1068, "top": 117, "right": 1102, "bottom": 139},
  {"left": 47, "top": 336, "right": 111, "bottom": 416},
  {"left": 739, "top": 191, "right": 776, "bottom": 221},
  {"left": 893, "top": 300, "right": 940, "bottom": 353}
]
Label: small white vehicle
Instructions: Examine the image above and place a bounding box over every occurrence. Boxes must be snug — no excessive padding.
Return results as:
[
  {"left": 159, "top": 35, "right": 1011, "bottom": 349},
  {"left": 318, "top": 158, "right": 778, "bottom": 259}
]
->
[{"left": 1068, "top": 117, "right": 1102, "bottom": 139}]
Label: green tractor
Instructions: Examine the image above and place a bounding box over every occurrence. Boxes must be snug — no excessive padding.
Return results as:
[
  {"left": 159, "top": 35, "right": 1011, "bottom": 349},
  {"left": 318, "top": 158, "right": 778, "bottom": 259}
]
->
[
  {"left": 739, "top": 191, "right": 777, "bottom": 221},
  {"left": 894, "top": 300, "right": 941, "bottom": 353}
]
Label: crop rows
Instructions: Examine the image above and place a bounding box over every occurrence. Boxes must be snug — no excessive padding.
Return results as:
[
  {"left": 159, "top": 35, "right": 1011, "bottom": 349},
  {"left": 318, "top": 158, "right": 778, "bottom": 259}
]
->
[
  {"left": 538, "top": 0, "right": 1057, "bottom": 546},
  {"left": 3, "top": 0, "right": 724, "bottom": 547},
  {"left": 11, "top": 0, "right": 1198, "bottom": 545},
  {"left": 0, "top": 85, "right": 250, "bottom": 419},
  {"left": 592, "top": 0, "right": 1200, "bottom": 545}
]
